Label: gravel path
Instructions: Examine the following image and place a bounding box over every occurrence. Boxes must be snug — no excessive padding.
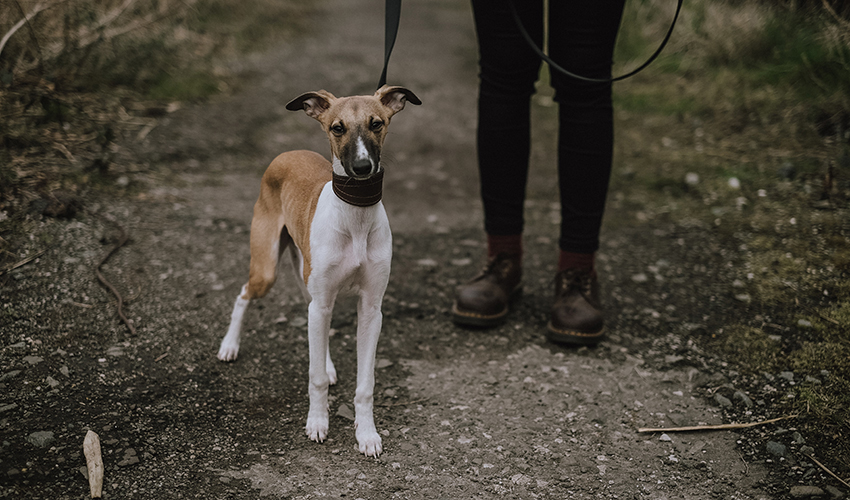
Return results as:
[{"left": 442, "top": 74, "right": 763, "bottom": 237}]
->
[{"left": 1, "top": 0, "right": 838, "bottom": 498}]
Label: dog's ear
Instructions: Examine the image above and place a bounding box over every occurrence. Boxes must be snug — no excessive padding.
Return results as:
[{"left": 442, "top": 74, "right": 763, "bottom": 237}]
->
[
  {"left": 376, "top": 86, "right": 421, "bottom": 115},
  {"left": 286, "top": 90, "right": 336, "bottom": 120}
]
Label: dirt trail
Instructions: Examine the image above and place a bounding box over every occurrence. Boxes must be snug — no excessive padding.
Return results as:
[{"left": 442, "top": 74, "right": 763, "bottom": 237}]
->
[{"left": 1, "top": 0, "right": 791, "bottom": 498}]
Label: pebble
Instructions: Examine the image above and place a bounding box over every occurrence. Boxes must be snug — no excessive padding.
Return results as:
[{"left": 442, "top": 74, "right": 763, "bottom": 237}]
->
[
  {"left": 792, "top": 432, "right": 805, "bottom": 445},
  {"left": 23, "top": 356, "right": 43, "bottom": 365},
  {"left": 766, "top": 441, "right": 787, "bottom": 457},
  {"left": 733, "top": 391, "right": 754, "bottom": 408},
  {"left": 825, "top": 486, "right": 844, "bottom": 499},
  {"left": 659, "top": 433, "right": 672, "bottom": 442},
  {"left": 714, "top": 393, "right": 732, "bottom": 408},
  {"left": 779, "top": 371, "right": 795, "bottom": 382},
  {"left": 336, "top": 404, "right": 355, "bottom": 421},
  {"left": 27, "top": 431, "right": 55, "bottom": 448},
  {"left": 0, "top": 371, "right": 21, "bottom": 381},
  {"left": 789, "top": 486, "right": 825, "bottom": 498}
]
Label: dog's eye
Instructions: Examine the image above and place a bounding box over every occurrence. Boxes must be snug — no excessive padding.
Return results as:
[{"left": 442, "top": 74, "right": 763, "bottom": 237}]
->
[
  {"left": 370, "top": 120, "right": 383, "bottom": 131},
  {"left": 331, "top": 124, "right": 345, "bottom": 135}
]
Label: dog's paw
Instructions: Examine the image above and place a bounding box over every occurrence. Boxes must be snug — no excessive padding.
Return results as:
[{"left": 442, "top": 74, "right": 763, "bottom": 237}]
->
[
  {"left": 217, "top": 342, "right": 239, "bottom": 362},
  {"left": 327, "top": 365, "right": 338, "bottom": 386},
  {"left": 356, "top": 430, "right": 382, "bottom": 458},
  {"left": 305, "top": 415, "right": 329, "bottom": 443}
]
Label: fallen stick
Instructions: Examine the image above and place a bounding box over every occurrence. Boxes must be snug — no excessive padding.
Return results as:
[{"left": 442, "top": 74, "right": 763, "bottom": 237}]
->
[
  {"left": 0, "top": 249, "right": 48, "bottom": 275},
  {"left": 638, "top": 415, "right": 797, "bottom": 433},
  {"left": 806, "top": 453, "right": 850, "bottom": 489},
  {"left": 377, "top": 398, "right": 429, "bottom": 408},
  {"left": 83, "top": 430, "right": 103, "bottom": 498},
  {"left": 94, "top": 215, "right": 136, "bottom": 335}
]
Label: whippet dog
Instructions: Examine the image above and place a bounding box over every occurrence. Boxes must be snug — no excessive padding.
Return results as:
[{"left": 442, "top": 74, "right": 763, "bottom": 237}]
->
[{"left": 217, "top": 86, "right": 421, "bottom": 457}]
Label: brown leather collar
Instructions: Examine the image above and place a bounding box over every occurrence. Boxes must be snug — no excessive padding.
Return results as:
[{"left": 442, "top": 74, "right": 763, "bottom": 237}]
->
[{"left": 332, "top": 170, "right": 384, "bottom": 207}]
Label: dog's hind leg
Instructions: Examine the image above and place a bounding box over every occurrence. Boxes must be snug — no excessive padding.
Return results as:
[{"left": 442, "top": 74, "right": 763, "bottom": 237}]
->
[{"left": 217, "top": 208, "right": 287, "bottom": 362}]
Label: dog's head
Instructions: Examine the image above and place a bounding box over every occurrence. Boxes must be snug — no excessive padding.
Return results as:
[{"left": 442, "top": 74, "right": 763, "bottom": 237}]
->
[{"left": 286, "top": 86, "right": 421, "bottom": 179}]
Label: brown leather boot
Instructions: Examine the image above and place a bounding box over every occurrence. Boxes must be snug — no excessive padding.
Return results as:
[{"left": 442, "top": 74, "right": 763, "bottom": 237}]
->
[
  {"left": 452, "top": 253, "right": 522, "bottom": 327},
  {"left": 547, "top": 268, "right": 604, "bottom": 345}
]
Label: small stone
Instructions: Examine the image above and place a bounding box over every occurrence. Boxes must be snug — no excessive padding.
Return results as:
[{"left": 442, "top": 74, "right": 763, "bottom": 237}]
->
[
  {"left": 800, "top": 445, "right": 815, "bottom": 456},
  {"left": 685, "top": 173, "right": 700, "bottom": 185},
  {"left": 792, "top": 432, "right": 805, "bottom": 445},
  {"left": 0, "top": 370, "right": 21, "bottom": 381},
  {"left": 779, "top": 161, "right": 796, "bottom": 180},
  {"left": 728, "top": 177, "right": 741, "bottom": 189},
  {"left": 789, "top": 486, "right": 825, "bottom": 498},
  {"left": 59, "top": 366, "right": 70, "bottom": 377},
  {"left": 659, "top": 433, "right": 672, "bottom": 442},
  {"left": 779, "top": 371, "right": 795, "bottom": 382},
  {"left": 805, "top": 376, "right": 822, "bottom": 385},
  {"left": 336, "top": 404, "right": 355, "bottom": 421},
  {"left": 290, "top": 317, "right": 308, "bottom": 327},
  {"left": 825, "top": 486, "right": 844, "bottom": 499},
  {"left": 766, "top": 441, "right": 787, "bottom": 457},
  {"left": 714, "top": 393, "right": 733, "bottom": 408},
  {"left": 631, "top": 273, "right": 648, "bottom": 283},
  {"left": 0, "top": 404, "right": 18, "bottom": 413},
  {"left": 23, "top": 356, "right": 43, "bottom": 365},
  {"left": 376, "top": 359, "right": 393, "bottom": 369},
  {"left": 798, "top": 319, "right": 813, "bottom": 328},
  {"left": 733, "top": 391, "right": 754, "bottom": 408},
  {"left": 46, "top": 376, "right": 60, "bottom": 388},
  {"left": 27, "top": 431, "right": 55, "bottom": 448}
]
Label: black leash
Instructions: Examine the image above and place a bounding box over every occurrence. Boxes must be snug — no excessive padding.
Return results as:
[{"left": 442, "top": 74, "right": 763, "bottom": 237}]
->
[
  {"left": 507, "top": 0, "right": 684, "bottom": 83},
  {"left": 377, "top": 0, "right": 682, "bottom": 89},
  {"left": 377, "top": 0, "right": 402, "bottom": 89}
]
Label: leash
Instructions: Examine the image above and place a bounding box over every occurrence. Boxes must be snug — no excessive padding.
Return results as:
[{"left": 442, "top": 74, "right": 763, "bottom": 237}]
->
[
  {"left": 508, "top": 0, "right": 684, "bottom": 83},
  {"left": 377, "top": 0, "right": 402, "bottom": 89}
]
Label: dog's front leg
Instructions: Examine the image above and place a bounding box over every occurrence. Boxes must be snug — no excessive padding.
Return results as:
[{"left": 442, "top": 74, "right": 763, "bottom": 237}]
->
[
  {"left": 305, "top": 296, "right": 333, "bottom": 443},
  {"left": 353, "top": 292, "right": 384, "bottom": 457}
]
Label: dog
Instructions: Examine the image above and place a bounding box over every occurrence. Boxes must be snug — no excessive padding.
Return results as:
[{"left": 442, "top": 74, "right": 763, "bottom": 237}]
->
[{"left": 217, "top": 85, "right": 420, "bottom": 457}]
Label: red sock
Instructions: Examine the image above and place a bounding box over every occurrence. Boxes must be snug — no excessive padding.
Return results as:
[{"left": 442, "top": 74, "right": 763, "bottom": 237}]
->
[
  {"left": 558, "top": 250, "right": 595, "bottom": 273},
  {"left": 487, "top": 234, "right": 522, "bottom": 260}
]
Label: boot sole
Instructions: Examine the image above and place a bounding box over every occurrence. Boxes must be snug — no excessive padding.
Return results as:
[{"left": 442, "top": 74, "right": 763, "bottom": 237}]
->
[
  {"left": 451, "top": 287, "right": 522, "bottom": 328},
  {"left": 546, "top": 322, "right": 605, "bottom": 346}
]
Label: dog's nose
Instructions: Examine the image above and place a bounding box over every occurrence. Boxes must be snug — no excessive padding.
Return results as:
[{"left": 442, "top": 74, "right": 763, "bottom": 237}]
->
[{"left": 351, "top": 159, "right": 372, "bottom": 177}]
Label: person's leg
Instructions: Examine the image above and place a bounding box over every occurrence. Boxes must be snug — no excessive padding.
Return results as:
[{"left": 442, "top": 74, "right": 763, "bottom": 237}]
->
[
  {"left": 453, "top": 0, "right": 543, "bottom": 327},
  {"left": 549, "top": 0, "right": 625, "bottom": 262},
  {"left": 546, "top": 0, "right": 626, "bottom": 344},
  {"left": 472, "top": 0, "right": 543, "bottom": 255}
]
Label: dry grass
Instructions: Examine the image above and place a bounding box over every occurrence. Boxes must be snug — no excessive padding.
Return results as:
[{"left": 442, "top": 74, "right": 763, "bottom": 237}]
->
[{"left": 612, "top": 0, "right": 850, "bottom": 478}]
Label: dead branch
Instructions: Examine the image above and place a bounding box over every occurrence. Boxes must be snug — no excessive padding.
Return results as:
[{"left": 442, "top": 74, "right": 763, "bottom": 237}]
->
[
  {"left": 94, "top": 215, "right": 136, "bottom": 335},
  {"left": 805, "top": 453, "right": 850, "bottom": 489},
  {"left": 0, "top": 249, "right": 49, "bottom": 276},
  {"left": 637, "top": 415, "right": 798, "bottom": 433},
  {"left": 822, "top": 0, "right": 850, "bottom": 31},
  {"left": 0, "top": 0, "right": 60, "bottom": 59}
]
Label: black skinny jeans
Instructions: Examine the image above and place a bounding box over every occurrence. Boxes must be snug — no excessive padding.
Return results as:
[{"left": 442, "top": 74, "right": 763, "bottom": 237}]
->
[{"left": 472, "top": 0, "right": 626, "bottom": 254}]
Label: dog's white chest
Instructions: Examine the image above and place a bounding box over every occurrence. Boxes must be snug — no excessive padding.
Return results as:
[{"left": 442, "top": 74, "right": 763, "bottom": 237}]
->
[{"left": 306, "top": 184, "right": 392, "bottom": 296}]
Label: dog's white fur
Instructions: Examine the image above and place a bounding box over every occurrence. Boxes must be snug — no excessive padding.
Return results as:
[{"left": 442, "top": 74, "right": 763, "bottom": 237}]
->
[{"left": 217, "top": 86, "right": 420, "bottom": 457}]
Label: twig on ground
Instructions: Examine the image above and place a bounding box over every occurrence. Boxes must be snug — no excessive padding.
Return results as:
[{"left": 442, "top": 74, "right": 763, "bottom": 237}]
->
[
  {"left": 638, "top": 415, "right": 797, "bottom": 433},
  {"left": 0, "top": 249, "right": 49, "bottom": 275},
  {"left": 94, "top": 215, "right": 136, "bottom": 335},
  {"left": 377, "top": 398, "right": 429, "bottom": 408},
  {"left": 806, "top": 453, "right": 850, "bottom": 489},
  {"left": 154, "top": 353, "right": 169, "bottom": 362},
  {"left": 0, "top": 0, "right": 60, "bottom": 58}
]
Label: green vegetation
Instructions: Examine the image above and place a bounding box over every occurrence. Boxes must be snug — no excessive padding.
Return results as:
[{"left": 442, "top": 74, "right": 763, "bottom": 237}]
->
[{"left": 613, "top": 0, "right": 850, "bottom": 473}]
